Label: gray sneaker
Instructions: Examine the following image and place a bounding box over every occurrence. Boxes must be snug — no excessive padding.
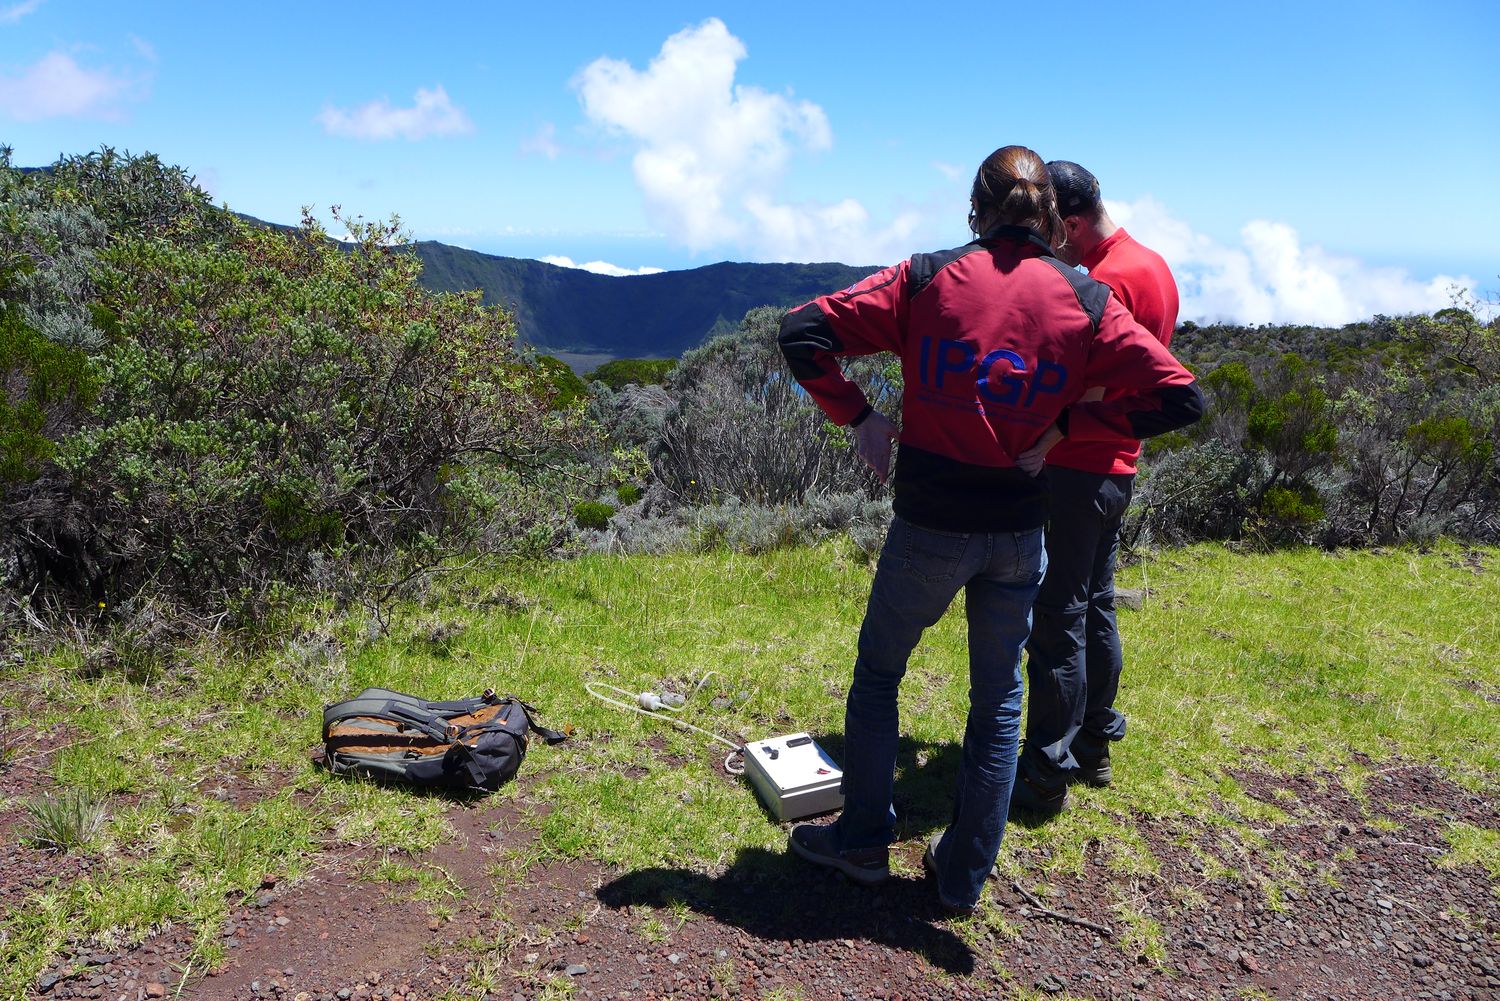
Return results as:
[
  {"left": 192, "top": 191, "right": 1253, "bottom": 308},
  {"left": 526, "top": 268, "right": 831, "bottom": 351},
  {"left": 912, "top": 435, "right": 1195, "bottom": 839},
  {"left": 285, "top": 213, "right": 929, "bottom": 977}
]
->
[{"left": 789, "top": 823, "right": 889, "bottom": 884}]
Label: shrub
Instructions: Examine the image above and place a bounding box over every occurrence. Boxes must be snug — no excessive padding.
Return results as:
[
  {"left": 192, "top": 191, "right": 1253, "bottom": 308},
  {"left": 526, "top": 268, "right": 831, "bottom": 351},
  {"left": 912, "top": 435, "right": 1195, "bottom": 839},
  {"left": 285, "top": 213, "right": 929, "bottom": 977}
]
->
[
  {"left": 0, "top": 301, "right": 97, "bottom": 483},
  {"left": 652, "top": 305, "right": 899, "bottom": 505},
  {"left": 2, "top": 150, "right": 591, "bottom": 616},
  {"left": 533, "top": 354, "right": 589, "bottom": 409},
  {"left": 1260, "top": 483, "right": 1324, "bottom": 525},
  {"left": 588, "top": 357, "right": 677, "bottom": 390},
  {"left": 588, "top": 383, "right": 672, "bottom": 467},
  {"left": 1125, "top": 440, "right": 1258, "bottom": 548},
  {"left": 573, "top": 500, "right": 615, "bottom": 530}
]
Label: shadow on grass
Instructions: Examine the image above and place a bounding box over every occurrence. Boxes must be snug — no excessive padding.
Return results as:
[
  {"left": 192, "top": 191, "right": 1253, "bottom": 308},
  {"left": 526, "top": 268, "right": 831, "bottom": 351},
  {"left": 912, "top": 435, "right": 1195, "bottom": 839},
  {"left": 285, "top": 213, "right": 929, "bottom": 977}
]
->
[{"left": 597, "top": 736, "right": 990, "bottom": 976}]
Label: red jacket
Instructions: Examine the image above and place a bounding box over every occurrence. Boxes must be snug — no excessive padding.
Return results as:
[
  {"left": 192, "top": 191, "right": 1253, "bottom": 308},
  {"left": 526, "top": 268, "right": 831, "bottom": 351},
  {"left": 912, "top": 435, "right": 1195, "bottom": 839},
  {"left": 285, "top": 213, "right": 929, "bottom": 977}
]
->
[
  {"left": 1047, "top": 227, "right": 1180, "bottom": 475},
  {"left": 778, "top": 226, "right": 1202, "bottom": 531}
]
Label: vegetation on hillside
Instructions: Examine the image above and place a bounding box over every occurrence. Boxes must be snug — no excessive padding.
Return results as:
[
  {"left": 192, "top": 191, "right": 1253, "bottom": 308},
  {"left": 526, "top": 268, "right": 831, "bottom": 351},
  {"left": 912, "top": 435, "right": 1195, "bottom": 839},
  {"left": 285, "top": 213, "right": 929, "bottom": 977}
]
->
[
  {"left": 4, "top": 145, "right": 1499, "bottom": 630},
  {"left": 586, "top": 357, "right": 677, "bottom": 390},
  {"left": 1135, "top": 308, "right": 1499, "bottom": 547},
  {"left": 1, "top": 148, "right": 592, "bottom": 624}
]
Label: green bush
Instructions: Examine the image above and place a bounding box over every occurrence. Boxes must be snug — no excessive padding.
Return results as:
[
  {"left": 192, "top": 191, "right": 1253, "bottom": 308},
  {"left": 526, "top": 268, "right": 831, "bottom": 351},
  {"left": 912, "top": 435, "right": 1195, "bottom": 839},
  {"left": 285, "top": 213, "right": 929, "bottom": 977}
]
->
[
  {"left": 534, "top": 353, "right": 589, "bottom": 409},
  {"left": 573, "top": 500, "right": 615, "bottom": 530},
  {"left": 1260, "top": 483, "right": 1325, "bottom": 525},
  {"left": 2, "top": 151, "right": 591, "bottom": 615},
  {"left": 616, "top": 482, "right": 643, "bottom": 505},
  {"left": 0, "top": 301, "right": 96, "bottom": 483},
  {"left": 588, "top": 357, "right": 677, "bottom": 390}
]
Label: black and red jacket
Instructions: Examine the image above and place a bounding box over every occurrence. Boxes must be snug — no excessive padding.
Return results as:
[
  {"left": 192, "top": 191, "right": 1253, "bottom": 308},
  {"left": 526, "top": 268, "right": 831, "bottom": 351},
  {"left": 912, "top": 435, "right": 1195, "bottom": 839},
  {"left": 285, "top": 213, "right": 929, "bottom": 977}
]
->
[{"left": 777, "top": 226, "right": 1203, "bottom": 532}]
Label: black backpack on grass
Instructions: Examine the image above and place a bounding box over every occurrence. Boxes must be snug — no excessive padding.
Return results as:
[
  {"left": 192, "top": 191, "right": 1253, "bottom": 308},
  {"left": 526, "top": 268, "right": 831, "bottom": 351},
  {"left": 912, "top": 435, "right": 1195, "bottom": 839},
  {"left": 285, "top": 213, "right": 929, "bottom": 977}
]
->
[{"left": 321, "top": 688, "right": 567, "bottom": 792}]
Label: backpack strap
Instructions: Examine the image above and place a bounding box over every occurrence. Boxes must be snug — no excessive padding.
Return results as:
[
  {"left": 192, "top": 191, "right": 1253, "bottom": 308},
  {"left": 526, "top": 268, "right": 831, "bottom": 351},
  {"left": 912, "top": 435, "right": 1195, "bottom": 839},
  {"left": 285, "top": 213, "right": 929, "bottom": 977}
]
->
[
  {"left": 323, "top": 697, "right": 451, "bottom": 743},
  {"left": 440, "top": 739, "right": 493, "bottom": 791},
  {"left": 323, "top": 691, "right": 567, "bottom": 746},
  {"left": 422, "top": 692, "right": 502, "bottom": 715},
  {"left": 502, "top": 695, "right": 569, "bottom": 745}
]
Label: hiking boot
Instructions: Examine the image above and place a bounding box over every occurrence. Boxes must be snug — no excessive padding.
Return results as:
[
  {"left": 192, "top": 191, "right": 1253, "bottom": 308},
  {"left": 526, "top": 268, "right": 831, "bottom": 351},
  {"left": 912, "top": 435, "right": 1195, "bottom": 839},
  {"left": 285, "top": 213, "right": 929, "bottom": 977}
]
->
[
  {"left": 1071, "top": 745, "right": 1112, "bottom": 787},
  {"left": 1010, "top": 768, "right": 1069, "bottom": 815},
  {"left": 922, "top": 832, "right": 978, "bottom": 917},
  {"left": 788, "top": 823, "right": 889, "bottom": 885}
]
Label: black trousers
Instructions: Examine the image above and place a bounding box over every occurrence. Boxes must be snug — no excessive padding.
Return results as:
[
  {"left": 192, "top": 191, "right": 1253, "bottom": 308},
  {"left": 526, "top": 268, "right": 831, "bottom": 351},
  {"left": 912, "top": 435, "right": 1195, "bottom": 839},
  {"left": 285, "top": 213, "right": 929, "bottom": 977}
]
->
[{"left": 1021, "top": 465, "right": 1135, "bottom": 779}]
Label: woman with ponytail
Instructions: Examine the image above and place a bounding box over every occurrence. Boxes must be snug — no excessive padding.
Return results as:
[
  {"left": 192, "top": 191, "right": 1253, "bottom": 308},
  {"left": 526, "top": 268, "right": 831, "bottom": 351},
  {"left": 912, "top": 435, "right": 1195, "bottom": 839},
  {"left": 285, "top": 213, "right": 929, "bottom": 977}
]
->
[{"left": 777, "top": 144, "right": 1203, "bottom": 914}]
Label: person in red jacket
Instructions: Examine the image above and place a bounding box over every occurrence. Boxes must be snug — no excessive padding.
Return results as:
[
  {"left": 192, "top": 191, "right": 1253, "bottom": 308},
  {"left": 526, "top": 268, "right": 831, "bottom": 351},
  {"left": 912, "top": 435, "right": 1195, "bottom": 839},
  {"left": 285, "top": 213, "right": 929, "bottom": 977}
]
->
[
  {"left": 1010, "top": 161, "right": 1181, "bottom": 815},
  {"left": 777, "top": 145, "right": 1202, "bottom": 914}
]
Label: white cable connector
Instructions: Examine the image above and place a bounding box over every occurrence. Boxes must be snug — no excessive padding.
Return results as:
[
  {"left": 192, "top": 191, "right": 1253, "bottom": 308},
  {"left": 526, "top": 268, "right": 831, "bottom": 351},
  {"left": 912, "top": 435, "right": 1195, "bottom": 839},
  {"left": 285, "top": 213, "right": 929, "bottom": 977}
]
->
[
  {"left": 636, "top": 691, "right": 686, "bottom": 712},
  {"left": 584, "top": 677, "right": 747, "bottom": 775}
]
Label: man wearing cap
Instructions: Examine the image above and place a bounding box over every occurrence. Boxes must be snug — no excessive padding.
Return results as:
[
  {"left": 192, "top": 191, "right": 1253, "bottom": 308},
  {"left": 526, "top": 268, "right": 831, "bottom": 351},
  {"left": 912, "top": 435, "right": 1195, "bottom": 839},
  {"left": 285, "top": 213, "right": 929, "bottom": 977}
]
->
[{"left": 1010, "top": 161, "right": 1181, "bottom": 814}]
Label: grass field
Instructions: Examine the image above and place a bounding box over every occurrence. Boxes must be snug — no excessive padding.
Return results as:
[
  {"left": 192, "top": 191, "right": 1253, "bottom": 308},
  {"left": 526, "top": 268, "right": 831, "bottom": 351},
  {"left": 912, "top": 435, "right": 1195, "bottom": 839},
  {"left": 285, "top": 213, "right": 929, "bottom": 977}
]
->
[{"left": 2, "top": 541, "right": 1497, "bottom": 994}]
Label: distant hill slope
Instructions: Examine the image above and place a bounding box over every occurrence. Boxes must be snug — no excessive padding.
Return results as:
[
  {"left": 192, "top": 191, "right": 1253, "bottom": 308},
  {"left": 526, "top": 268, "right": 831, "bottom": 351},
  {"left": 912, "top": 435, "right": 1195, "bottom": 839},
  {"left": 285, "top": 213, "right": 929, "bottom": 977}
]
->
[{"left": 408, "top": 241, "right": 878, "bottom": 359}]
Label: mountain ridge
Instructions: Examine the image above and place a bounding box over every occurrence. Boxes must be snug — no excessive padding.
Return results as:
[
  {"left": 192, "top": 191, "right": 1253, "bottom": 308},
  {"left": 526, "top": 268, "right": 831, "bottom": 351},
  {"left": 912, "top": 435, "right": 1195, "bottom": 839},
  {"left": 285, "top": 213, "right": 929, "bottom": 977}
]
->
[{"left": 405, "top": 239, "right": 878, "bottom": 361}]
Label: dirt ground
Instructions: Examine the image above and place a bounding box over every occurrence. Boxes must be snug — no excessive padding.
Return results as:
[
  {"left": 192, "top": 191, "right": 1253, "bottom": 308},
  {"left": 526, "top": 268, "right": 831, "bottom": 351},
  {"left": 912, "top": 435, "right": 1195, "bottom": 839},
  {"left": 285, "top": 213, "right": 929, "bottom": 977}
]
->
[{"left": 6, "top": 750, "right": 1498, "bottom": 1001}]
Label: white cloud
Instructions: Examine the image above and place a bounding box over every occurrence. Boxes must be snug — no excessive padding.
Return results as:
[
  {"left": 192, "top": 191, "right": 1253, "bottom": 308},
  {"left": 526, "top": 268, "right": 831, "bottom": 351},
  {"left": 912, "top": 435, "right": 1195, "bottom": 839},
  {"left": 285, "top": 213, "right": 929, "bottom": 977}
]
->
[
  {"left": 1110, "top": 197, "right": 1472, "bottom": 325},
  {"left": 317, "top": 85, "right": 473, "bottom": 141},
  {"left": 567, "top": 19, "right": 1464, "bottom": 319},
  {"left": 0, "top": 50, "right": 137, "bottom": 121},
  {"left": 574, "top": 18, "right": 915, "bottom": 263},
  {"left": 0, "top": 0, "right": 44, "bottom": 25},
  {"left": 541, "top": 255, "right": 664, "bottom": 277},
  {"left": 521, "top": 122, "right": 562, "bottom": 159}
]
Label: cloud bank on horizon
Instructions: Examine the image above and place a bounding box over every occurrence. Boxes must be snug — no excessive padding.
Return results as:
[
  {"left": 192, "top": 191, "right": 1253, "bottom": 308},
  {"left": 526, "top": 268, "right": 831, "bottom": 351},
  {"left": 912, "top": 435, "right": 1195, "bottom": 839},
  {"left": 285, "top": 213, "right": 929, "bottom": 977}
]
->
[
  {"left": 1112, "top": 197, "right": 1468, "bottom": 325},
  {"left": 566, "top": 18, "right": 1472, "bottom": 326},
  {"left": 540, "top": 255, "right": 664, "bottom": 278}
]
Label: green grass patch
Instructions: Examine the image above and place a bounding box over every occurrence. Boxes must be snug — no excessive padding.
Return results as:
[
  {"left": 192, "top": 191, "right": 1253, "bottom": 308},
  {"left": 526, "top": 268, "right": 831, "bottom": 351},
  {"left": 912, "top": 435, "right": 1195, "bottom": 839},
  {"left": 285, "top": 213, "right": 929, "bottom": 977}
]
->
[
  {"left": 1440, "top": 822, "right": 1500, "bottom": 881},
  {"left": 2, "top": 541, "right": 1497, "bottom": 994},
  {"left": 1119, "top": 544, "right": 1500, "bottom": 793}
]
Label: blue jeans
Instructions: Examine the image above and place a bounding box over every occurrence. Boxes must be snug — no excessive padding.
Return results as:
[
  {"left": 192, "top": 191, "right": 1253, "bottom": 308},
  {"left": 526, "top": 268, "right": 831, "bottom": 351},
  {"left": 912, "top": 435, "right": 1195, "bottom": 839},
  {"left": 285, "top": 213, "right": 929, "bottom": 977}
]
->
[
  {"left": 834, "top": 515, "right": 1045, "bottom": 908},
  {"left": 1022, "top": 466, "right": 1134, "bottom": 780}
]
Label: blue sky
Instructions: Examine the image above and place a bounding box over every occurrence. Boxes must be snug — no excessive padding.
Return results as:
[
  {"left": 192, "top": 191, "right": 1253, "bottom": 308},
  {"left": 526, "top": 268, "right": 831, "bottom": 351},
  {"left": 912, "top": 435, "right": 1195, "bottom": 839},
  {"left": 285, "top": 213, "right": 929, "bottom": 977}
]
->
[{"left": 3, "top": 0, "right": 1496, "bottom": 324}]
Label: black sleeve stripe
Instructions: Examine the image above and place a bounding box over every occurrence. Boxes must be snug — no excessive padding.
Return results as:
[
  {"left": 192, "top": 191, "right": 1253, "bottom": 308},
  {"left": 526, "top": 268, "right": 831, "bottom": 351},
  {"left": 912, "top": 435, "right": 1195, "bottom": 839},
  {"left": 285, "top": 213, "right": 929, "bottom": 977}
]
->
[
  {"left": 1127, "top": 382, "right": 1205, "bottom": 439},
  {"left": 777, "top": 302, "right": 843, "bottom": 381},
  {"left": 1038, "top": 256, "right": 1110, "bottom": 331},
  {"left": 832, "top": 271, "right": 900, "bottom": 301},
  {"left": 909, "top": 244, "right": 984, "bottom": 299}
]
